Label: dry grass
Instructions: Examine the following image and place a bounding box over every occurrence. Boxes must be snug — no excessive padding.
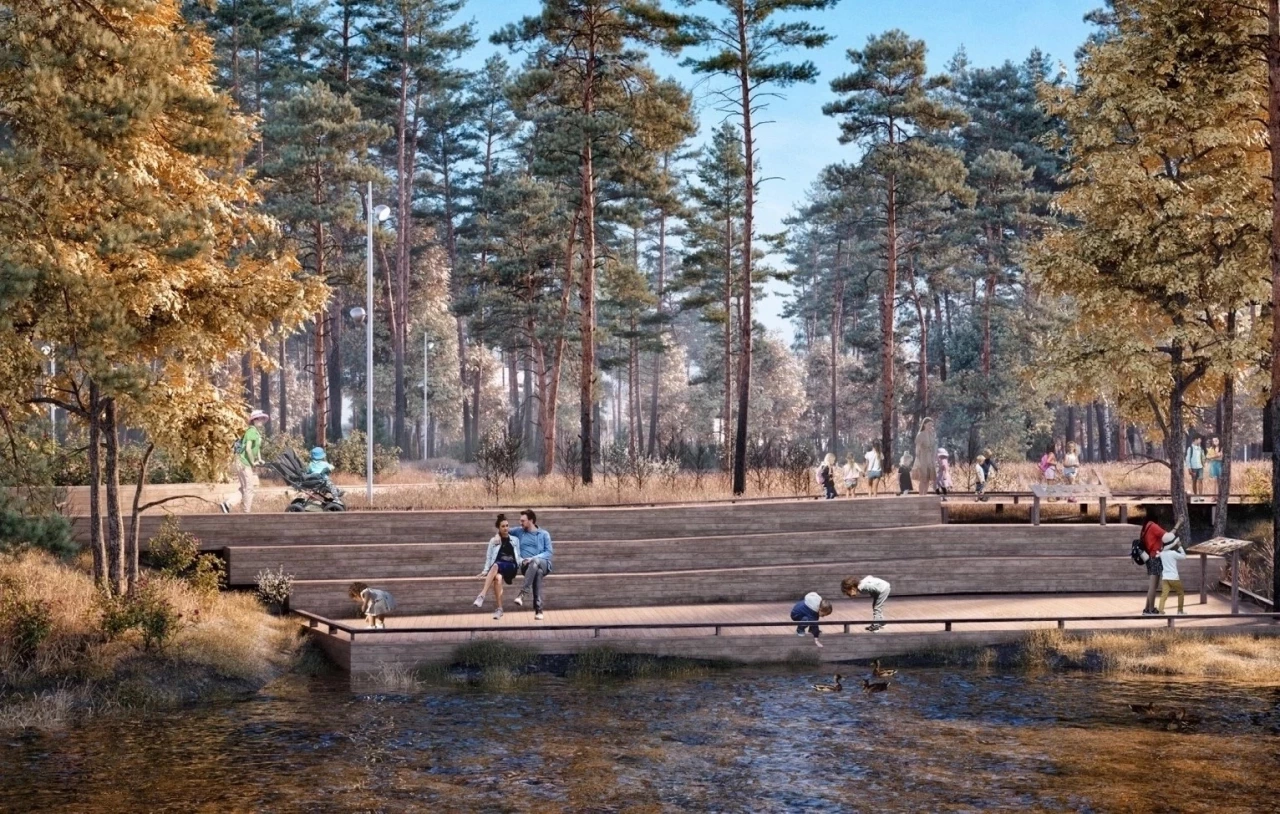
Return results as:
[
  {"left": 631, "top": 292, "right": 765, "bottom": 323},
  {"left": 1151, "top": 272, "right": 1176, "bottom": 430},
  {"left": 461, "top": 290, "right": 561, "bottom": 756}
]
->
[
  {"left": 0, "top": 551, "right": 300, "bottom": 729},
  {"left": 1023, "top": 628, "right": 1280, "bottom": 682}
]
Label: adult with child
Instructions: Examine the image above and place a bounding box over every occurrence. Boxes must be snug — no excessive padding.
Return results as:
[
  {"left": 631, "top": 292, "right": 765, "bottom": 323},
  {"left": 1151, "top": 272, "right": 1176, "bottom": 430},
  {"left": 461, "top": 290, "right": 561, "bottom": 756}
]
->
[
  {"left": 221, "top": 410, "right": 269, "bottom": 514},
  {"left": 1137, "top": 518, "right": 1173, "bottom": 615},
  {"left": 913, "top": 418, "right": 937, "bottom": 496},
  {"left": 474, "top": 513, "right": 521, "bottom": 619},
  {"left": 509, "top": 508, "right": 553, "bottom": 621}
]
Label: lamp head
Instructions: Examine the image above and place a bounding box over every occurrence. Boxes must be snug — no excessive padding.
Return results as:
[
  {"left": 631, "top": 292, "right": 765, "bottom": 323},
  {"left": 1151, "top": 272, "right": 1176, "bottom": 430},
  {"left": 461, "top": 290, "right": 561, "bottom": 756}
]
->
[
  {"left": 374, "top": 205, "right": 392, "bottom": 223},
  {"left": 348, "top": 306, "right": 367, "bottom": 324}
]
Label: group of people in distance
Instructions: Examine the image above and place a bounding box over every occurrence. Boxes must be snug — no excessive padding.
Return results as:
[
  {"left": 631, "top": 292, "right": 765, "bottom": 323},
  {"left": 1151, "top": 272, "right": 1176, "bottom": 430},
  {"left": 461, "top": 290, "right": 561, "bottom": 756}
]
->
[
  {"left": 817, "top": 419, "right": 1001, "bottom": 502},
  {"left": 1183, "top": 435, "right": 1225, "bottom": 496}
]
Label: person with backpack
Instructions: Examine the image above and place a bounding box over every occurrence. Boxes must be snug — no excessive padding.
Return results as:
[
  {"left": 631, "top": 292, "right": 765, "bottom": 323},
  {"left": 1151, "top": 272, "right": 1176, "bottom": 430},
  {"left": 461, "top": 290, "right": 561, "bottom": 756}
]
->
[
  {"left": 1133, "top": 519, "right": 1173, "bottom": 614},
  {"left": 819, "top": 453, "right": 838, "bottom": 500},
  {"left": 220, "top": 410, "right": 268, "bottom": 513}
]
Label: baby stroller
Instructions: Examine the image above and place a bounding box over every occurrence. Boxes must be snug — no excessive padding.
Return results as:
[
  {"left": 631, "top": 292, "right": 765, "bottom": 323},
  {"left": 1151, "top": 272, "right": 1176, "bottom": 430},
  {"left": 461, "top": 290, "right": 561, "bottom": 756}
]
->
[{"left": 270, "top": 449, "right": 346, "bottom": 512}]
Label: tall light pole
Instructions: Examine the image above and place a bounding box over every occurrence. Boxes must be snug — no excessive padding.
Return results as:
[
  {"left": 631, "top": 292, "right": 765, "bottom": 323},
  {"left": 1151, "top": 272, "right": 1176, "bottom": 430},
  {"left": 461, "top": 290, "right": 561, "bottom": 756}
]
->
[{"left": 365, "top": 181, "right": 391, "bottom": 504}]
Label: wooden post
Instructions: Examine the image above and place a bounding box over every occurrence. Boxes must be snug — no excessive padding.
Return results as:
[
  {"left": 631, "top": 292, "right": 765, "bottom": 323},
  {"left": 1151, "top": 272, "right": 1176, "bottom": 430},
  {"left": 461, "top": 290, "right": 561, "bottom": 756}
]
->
[
  {"left": 1119, "top": 504, "right": 1129, "bottom": 524},
  {"left": 1031, "top": 496, "right": 1041, "bottom": 526},
  {"left": 940, "top": 505, "right": 950, "bottom": 524},
  {"left": 1231, "top": 551, "right": 1240, "bottom": 614},
  {"left": 1200, "top": 554, "right": 1208, "bottom": 605},
  {"left": 1099, "top": 497, "right": 1108, "bottom": 526}
]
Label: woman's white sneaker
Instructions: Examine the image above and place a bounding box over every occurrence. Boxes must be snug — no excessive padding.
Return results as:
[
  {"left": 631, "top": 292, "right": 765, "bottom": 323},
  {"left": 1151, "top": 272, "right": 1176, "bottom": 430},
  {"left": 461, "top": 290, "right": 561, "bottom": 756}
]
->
[{"left": 492, "top": 608, "right": 504, "bottom": 620}]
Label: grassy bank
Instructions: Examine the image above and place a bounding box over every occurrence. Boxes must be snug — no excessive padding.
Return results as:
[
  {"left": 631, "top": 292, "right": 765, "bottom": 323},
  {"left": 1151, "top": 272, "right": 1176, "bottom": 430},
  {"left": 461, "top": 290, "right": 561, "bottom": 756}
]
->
[{"left": 0, "top": 551, "right": 302, "bottom": 730}]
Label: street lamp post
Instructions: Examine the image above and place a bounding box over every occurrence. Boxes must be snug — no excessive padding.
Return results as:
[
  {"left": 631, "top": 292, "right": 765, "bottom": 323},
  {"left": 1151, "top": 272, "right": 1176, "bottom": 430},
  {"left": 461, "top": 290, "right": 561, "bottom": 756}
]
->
[
  {"left": 364, "top": 181, "right": 391, "bottom": 505},
  {"left": 422, "top": 334, "right": 434, "bottom": 460}
]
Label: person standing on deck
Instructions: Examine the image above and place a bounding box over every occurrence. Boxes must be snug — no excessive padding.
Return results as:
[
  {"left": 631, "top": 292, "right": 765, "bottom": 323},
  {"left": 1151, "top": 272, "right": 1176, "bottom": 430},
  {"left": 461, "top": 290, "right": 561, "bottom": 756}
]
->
[
  {"left": 1185, "top": 436, "right": 1205, "bottom": 496},
  {"left": 1138, "top": 519, "right": 1171, "bottom": 615},
  {"left": 221, "top": 410, "right": 268, "bottom": 513},
  {"left": 510, "top": 508, "right": 553, "bottom": 621}
]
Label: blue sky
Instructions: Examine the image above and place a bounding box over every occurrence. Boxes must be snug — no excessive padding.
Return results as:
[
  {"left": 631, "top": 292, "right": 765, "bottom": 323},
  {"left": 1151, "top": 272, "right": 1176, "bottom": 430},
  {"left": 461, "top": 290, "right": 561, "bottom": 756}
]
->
[{"left": 463, "top": 0, "right": 1100, "bottom": 336}]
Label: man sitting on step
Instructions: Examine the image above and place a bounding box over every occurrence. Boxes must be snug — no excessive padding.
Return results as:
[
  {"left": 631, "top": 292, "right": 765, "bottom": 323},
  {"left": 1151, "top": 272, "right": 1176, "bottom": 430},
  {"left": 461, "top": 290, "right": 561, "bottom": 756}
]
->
[{"left": 510, "top": 508, "right": 554, "bottom": 620}]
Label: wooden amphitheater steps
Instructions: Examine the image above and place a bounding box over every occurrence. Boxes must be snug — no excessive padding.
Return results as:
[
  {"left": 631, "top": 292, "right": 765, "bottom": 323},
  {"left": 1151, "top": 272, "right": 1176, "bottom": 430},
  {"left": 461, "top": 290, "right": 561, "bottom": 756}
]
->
[
  {"left": 70, "top": 495, "right": 944, "bottom": 548},
  {"left": 288, "top": 555, "right": 1213, "bottom": 618},
  {"left": 227, "top": 524, "right": 1140, "bottom": 585},
  {"left": 310, "top": 594, "right": 1269, "bottom": 673}
]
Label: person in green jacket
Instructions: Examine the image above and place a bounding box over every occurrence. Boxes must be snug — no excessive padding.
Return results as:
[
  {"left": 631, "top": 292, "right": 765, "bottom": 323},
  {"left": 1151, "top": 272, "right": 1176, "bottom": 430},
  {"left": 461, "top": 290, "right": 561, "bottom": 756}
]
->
[{"left": 221, "top": 410, "right": 268, "bottom": 513}]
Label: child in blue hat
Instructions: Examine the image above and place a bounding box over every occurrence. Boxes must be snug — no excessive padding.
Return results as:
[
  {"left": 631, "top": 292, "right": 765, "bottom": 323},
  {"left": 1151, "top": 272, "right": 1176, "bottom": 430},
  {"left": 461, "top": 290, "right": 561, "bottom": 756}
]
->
[{"left": 307, "top": 447, "right": 335, "bottom": 488}]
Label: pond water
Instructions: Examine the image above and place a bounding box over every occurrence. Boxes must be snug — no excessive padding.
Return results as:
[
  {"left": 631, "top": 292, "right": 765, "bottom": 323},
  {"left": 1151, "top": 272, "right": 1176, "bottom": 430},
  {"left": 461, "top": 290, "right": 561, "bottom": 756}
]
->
[{"left": 3, "top": 667, "right": 1280, "bottom": 813}]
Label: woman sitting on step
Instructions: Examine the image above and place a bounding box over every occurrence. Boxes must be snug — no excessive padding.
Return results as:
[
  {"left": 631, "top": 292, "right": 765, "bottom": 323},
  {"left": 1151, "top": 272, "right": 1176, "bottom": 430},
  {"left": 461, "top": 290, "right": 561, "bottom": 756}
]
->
[{"left": 474, "top": 513, "right": 520, "bottom": 620}]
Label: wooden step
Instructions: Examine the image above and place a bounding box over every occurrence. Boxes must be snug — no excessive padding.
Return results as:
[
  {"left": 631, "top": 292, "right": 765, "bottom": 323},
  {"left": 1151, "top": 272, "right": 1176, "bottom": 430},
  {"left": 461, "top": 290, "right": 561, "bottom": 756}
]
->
[
  {"left": 71, "top": 496, "right": 944, "bottom": 549},
  {"left": 225, "top": 524, "right": 1138, "bottom": 585},
  {"left": 288, "top": 556, "right": 1217, "bottom": 618}
]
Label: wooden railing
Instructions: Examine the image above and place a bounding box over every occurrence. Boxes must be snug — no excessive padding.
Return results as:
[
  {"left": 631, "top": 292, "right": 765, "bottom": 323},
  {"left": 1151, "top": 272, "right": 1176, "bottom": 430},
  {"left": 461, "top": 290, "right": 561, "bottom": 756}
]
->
[{"left": 292, "top": 608, "right": 1280, "bottom": 642}]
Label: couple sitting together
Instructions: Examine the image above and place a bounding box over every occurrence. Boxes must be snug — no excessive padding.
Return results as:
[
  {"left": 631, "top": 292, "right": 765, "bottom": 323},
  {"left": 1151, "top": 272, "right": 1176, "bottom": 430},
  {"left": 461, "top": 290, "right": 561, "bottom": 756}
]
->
[{"left": 474, "top": 509, "right": 554, "bottom": 621}]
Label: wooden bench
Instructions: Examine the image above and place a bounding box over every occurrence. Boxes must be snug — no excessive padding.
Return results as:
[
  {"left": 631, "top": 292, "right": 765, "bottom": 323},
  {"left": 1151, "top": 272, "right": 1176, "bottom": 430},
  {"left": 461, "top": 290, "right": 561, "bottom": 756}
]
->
[{"left": 1029, "top": 483, "right": 1113, "bottom": 526}]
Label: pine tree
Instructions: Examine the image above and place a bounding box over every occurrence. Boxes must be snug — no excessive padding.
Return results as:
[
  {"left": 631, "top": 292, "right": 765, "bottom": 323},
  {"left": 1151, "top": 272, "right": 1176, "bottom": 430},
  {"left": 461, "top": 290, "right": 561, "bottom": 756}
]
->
[
  {"left": 682, "top": 0, "right": 840, "bottom": 494},
  {"left": 261, "top": 81, "right": 389, "bottom": 446},
  {"left": 824, "top": 30, "right": 969, "bottom": 464},
  {"left": 496, "top": 0, "right": 690, "bottom": 484}
]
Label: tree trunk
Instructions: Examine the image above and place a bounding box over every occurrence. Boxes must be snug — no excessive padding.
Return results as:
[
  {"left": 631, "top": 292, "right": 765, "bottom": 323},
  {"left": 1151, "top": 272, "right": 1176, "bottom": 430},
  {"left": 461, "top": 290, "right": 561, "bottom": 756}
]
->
[
  {"left": 1267, "top": 0, "right": 1280, "bottom": 605},
  {"left": 579, "top": 100, "right": 598, "bottom": 484},
  {"left": 1095, "top": 401, "right": 1110, "bottom": 463},
  {"left": 723, "top": 216, "right": 734, "bottom": 455},
  {"left": 102, "top": 398, "right": 125, "bottom": 596},
  {"left": 1065, "top": 405, "right": 1076, "bottom": 447},
  {"left": 881, "top": 172, "right": 898, "bottom": 467},
  {"left": 87, "top": 383, "right": 105, "bottom": 592},
  {"left": 1215, "top": 323, "right": 1237, "bottom": 537},
  {"left": 647, "top": 192, "right": 667, "bottom": 457},
  {"left": 1085, "top": 401, "right": 1095, "bottom": 462},
  {"left": 540, "top": 217, "right": 579, "bottom": 476},
  {"left": 126, "top": 443, "right": 154, "bottom": 594},
  {"left": 732, "top": 7, "right": 754, "bottom": 495},
  {"left": 829, "top": 247, "right": 845, "bottom": 455},
  {"left": 278, "top": 336, "right": 288, "bottom": 434},
  {"left": 242, "top": 352, "right": 255, "bottom": 406}
]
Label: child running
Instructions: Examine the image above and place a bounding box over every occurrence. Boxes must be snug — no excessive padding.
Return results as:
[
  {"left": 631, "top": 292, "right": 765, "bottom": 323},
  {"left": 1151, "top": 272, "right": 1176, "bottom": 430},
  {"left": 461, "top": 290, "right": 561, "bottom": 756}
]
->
[
  {"left": 843, "top": 575, "right": 891, "bottom": 632},
  {"left": 936, "top": 448, "right": 952, "bottom": 499},
  {"left": 1158, "top": 534, "right": 1188, "bottom": 615},
  {"left": 791, "top": 591, "right": 832, "bottom": 648},
  {"left": 348, "top": 581, "right": 396, "bottom": 629}
]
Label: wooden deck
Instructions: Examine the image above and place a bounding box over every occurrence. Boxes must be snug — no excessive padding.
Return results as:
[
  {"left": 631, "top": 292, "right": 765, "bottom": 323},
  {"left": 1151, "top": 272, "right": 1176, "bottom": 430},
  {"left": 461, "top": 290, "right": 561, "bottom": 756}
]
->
[{"left": 304, "top": 593, "right": 1278, "bottom": 673}]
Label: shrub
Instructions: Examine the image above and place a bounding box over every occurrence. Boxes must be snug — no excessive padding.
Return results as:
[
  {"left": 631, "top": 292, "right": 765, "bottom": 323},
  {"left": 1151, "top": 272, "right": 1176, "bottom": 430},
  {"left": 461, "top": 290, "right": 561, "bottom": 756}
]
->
[
  {"left": 557, "top": 438, "right": 582, "bottom": 491},
  {"left": 0, "top": 492, "right": 75, "bottom": 558},
  {"left": 145, "top": 517, "right": 222, "bottom": 598},
  {"left": 1242, "top": 465, "right": 1272, "bottom": 504},
  {"left": 189, "top": 554, "right": 226, "bottom": 598},
  {"left": 254, "top": 565, "right": 294, "bottom": 607},
  {"left": 97, "top": 585, "right": 181, "bottom": 651},
  {"left": 0, "top": 578, "right": 53, "bottom": 669},
  {"left": 327, "top": 430, "right": 399, "bottom": 477},
  {"left": 476, "top": 431, "right": 522, "bottom": 498},
  {"left": 147, "top": 516, "right": 199, "bottom": 575}
]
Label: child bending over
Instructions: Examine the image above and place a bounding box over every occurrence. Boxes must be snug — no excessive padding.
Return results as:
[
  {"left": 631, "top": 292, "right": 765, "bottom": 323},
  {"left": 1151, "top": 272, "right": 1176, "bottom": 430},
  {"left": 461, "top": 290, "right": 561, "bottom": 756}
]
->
[
  {"left": 843, "top": 575, "right": 891, "bottom": 632},
  {"left": 791, "top": 591, "right": 832, "bottom": 647},
  {"left": 348, "top": 581, "right": 396, "bottom": 629}
]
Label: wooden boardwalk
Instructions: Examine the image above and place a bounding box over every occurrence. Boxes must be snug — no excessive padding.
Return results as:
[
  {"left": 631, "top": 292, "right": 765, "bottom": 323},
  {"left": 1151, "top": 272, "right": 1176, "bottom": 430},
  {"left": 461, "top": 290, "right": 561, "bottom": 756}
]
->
[{"left": 306, "top": 593, "right": 1278, "bottom": 673}]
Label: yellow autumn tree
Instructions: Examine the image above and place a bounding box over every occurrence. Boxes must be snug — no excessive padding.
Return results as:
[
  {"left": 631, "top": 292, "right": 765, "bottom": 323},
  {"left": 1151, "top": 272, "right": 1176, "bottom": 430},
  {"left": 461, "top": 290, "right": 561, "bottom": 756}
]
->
[
  {"left": 1028, "top": 0, "right": 1270, "bottom": 532},
  {"left": 0, "top": 0, "right": 324, "bottom": 594}
]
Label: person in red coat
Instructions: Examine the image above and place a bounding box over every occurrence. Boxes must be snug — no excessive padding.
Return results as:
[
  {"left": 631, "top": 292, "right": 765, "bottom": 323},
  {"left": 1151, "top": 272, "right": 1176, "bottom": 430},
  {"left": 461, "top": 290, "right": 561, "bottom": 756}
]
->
[{"left": 1139, "top": 520, "right": 1175, "bottom": 614}]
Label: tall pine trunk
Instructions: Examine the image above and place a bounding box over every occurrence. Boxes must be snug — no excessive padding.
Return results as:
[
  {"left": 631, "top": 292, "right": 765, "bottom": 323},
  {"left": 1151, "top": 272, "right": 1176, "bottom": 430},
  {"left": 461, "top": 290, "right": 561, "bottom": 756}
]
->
[
  {"left": 312, "top": 223, "right": 328, "bottom": 447},
  {"left": 103, "top": 398, "right": 124, "bottom": 596},
  {"left": 732, "top": 9, "right": 754, "bottom": 495},
  {"left": 328, "top": 291, "right": 343, "bottom": 442},
  {"left": 881, "top": 170, "right": 898, "bottom": 466},
  {"left": 580, "top": 141, "right": 597, "bottom": 484},
  {"left": 1267, "top": 0, "right": 1280, "bottom": 604},
  {"left": 1214, "top": 319, "right": 1237, "bottom": 537}
]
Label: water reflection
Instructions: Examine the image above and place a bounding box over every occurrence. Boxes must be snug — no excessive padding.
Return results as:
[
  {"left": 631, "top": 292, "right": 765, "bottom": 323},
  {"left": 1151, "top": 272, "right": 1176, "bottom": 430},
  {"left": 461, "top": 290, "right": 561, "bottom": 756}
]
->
[{"left": 2, "top": 668, "right": 1278, "bottom": 812}]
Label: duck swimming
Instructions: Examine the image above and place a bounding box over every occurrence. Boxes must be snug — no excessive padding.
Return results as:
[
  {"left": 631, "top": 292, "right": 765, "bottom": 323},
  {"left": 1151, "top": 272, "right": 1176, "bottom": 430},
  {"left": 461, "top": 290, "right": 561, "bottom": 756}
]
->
[
  {"left": 1128, "top": 702, "right": 1157, "bottom": 715},
  {"left": 813, "top": 674, "right": 844, "bottom": 693},
  {"left": 863, "top": 678, "right": 890, "bottom": 694},
  {"left": 871, "top": 659, "right": 897, "bottom": 678}
]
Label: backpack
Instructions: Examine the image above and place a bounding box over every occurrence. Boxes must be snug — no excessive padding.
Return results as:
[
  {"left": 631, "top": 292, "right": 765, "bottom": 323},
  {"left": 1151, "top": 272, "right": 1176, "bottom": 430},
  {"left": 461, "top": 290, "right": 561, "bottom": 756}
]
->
[
  {"left": 233, "top": 436, "right": 246, "bottom": 456},
  {"left": 1130, "top": 538, "right": 1145, "bottom": 566}
]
